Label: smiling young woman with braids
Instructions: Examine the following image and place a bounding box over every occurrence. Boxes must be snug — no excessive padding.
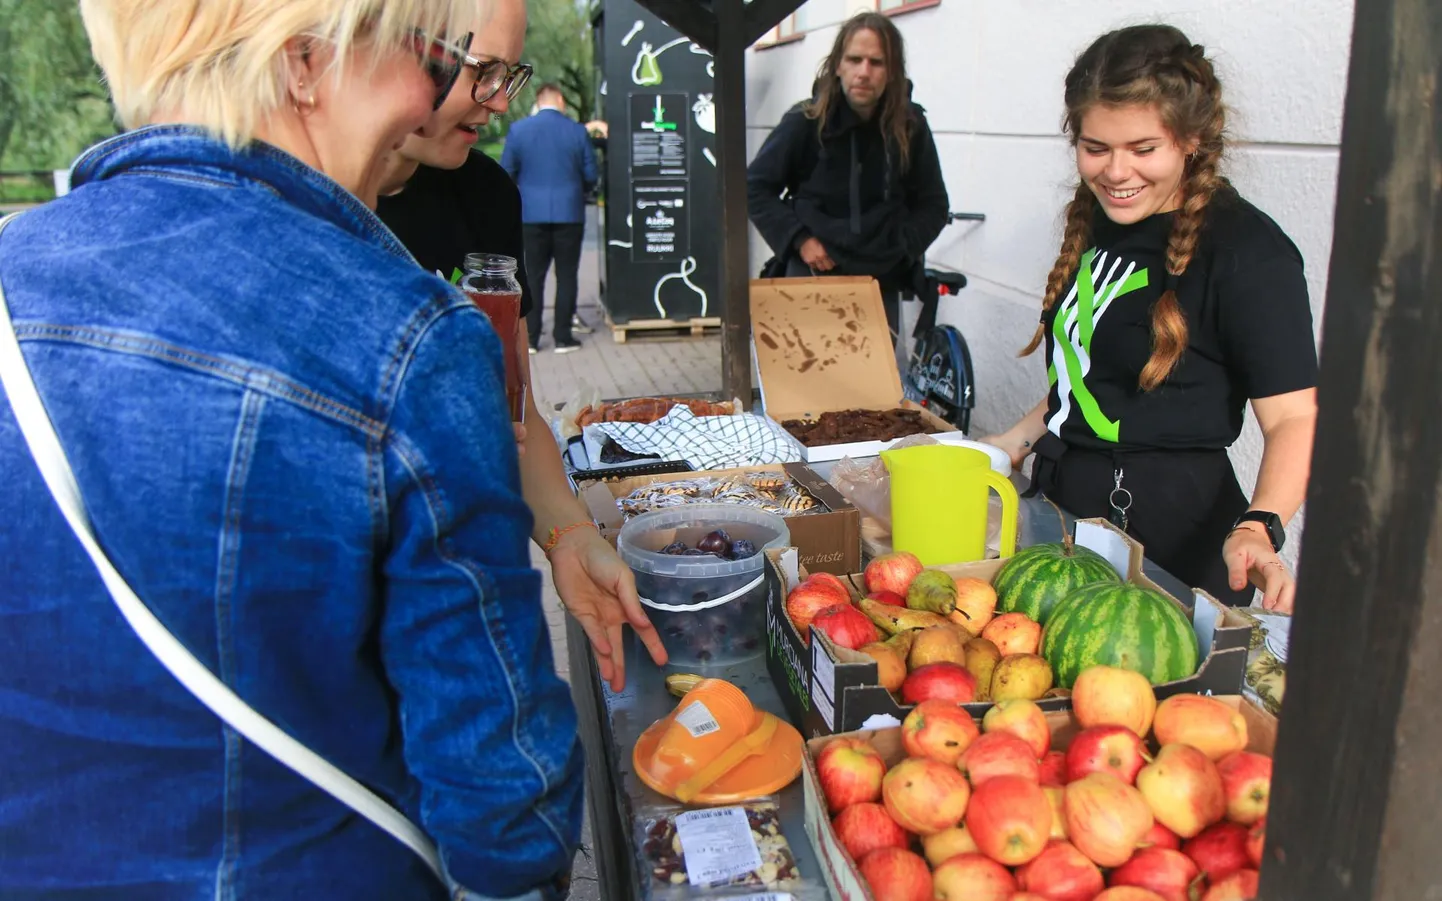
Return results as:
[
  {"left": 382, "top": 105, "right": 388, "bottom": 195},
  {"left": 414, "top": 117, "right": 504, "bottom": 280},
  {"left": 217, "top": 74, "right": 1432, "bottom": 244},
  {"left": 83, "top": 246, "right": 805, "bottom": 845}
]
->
[{"left": 983, "top": 25, "right": 1318, "bottom": 613}]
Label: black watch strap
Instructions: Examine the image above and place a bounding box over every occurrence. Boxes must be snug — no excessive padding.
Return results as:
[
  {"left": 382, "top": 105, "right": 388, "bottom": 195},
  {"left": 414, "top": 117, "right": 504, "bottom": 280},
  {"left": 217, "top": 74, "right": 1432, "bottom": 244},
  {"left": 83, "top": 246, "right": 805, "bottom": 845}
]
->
[{"left": 1232, "top": 511, "right": 1285, "bottom": 552}]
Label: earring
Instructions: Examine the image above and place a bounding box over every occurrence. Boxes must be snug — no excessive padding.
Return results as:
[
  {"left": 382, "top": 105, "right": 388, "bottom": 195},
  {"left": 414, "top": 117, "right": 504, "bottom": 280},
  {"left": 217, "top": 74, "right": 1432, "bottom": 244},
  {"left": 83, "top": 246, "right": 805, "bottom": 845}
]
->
[{"left": 293, "top": 79, "right": 317, "bottom": 114}]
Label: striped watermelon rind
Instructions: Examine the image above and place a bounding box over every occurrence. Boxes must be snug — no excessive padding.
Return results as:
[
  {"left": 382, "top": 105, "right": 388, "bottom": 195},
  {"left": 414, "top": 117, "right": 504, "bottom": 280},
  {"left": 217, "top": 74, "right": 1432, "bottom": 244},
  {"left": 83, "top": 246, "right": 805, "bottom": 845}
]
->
[
  {"left": 1040, "top": 582, "right": 1200, "bottom": 688},
  {"left": 993, "top": 541, "right": 1122, "bottom": 625}
]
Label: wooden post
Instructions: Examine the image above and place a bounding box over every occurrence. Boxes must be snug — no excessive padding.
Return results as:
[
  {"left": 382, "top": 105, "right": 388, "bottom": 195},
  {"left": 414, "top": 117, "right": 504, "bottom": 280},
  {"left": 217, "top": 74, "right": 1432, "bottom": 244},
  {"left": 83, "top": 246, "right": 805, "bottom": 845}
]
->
[{"left": 1263, "top": 1, "right": 1442, "bottom": 899}]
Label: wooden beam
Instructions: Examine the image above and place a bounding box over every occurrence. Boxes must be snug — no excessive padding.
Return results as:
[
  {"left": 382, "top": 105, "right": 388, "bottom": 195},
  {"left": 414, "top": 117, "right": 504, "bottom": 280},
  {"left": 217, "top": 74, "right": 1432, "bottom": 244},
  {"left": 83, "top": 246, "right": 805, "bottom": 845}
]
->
[
  {"left": 1262, "top": 1, "right": 1442, "bottom": 899},
  {"left": 712, "top": 0, "right": 753, "bottom": 408},
  {"left": 743, "top": 0, "right": 811, "bottom": 46},
  {"left": 630, "top": 0, "right": 716, "bottom": 53}
]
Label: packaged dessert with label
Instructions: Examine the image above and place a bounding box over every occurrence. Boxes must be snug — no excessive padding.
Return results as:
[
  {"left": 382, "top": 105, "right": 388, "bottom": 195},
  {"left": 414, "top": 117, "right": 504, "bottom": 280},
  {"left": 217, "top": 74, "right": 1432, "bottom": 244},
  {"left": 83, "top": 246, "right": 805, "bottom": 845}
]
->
[
  {"left": 616, "top": 473, "right": 824, "bottom": 522},
  {"left": 634, "top": 799, "right": 814, "bottom": 898}
]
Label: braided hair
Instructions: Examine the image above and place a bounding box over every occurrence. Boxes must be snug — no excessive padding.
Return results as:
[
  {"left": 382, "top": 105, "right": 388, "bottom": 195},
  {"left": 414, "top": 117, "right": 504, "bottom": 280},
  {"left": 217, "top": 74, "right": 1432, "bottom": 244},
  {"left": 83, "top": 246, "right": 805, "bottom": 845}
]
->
[{"left": 1022, "top": 25, "right": 1229, "bottom": 391}]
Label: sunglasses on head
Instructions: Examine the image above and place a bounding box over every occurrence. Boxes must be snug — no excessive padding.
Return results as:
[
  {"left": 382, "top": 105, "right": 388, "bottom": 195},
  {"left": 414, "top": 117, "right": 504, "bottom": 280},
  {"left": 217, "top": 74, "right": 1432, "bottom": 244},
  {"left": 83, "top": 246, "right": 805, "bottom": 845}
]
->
[
  {"left": 410, "top": 30, "right": 474, "bottom": 110},
  {"left": 463, "top": 54, "right": 535, "bottom": 104}
]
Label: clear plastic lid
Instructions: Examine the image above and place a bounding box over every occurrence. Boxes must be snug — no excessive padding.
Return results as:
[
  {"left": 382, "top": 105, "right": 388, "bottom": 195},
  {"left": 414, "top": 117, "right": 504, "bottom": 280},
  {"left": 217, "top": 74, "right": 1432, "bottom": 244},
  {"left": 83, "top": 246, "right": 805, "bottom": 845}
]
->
[{"left": 618, "top": 504, "right": 790, "bottom": 579}]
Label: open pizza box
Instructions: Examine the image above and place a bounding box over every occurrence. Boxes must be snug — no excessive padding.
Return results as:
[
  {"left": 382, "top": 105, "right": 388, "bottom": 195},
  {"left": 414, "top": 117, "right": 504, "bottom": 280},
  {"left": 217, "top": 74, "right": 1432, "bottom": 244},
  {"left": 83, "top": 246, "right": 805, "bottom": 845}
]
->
[{"left": 750, "top": 276, "right": 957, "bottom": 462}]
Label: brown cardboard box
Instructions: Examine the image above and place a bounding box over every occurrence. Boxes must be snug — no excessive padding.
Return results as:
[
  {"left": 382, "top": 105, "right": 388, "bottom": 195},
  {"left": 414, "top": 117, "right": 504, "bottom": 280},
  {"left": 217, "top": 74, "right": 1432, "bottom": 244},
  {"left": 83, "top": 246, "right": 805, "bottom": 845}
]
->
[
  {"left": 765, "top": 519, "right": 1253, "bottom": 737},
  {"left": 750, "top": 277, "right": 957, "bottom": 462},
  {"left": 577, "top": 462, "right": 861, "bottom": 575},
  {"left": 800, "top": 695, "right": 1275, "bottom": 901}
]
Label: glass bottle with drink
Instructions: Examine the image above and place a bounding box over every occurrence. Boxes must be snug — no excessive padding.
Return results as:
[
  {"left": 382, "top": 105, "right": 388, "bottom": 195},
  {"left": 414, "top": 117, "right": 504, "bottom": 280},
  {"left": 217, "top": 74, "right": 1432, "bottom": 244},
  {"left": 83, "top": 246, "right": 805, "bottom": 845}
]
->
[{"left": 459, "top": 253, "right": 528, "bottom": 422}]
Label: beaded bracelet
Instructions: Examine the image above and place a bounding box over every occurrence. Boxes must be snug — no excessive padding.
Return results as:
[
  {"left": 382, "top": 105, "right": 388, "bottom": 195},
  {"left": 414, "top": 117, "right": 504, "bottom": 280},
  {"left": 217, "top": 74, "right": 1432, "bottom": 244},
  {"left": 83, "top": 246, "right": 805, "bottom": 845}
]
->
[{"left": 542, "top": 520, "right": 598, "bottom": 555}]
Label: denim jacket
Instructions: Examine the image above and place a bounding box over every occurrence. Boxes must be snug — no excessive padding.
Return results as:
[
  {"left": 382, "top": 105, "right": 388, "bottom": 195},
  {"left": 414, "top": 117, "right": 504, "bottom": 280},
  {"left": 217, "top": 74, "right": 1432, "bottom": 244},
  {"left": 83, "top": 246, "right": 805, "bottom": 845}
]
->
[{"left": 0, "top": 126, "right": 582, "bottom": 901}]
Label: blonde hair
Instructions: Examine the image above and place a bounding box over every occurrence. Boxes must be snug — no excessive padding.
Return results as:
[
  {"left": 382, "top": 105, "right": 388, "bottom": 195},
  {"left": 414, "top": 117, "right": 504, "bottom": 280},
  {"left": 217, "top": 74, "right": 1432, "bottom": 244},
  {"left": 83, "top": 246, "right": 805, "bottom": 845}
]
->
[
  {"left": 1021, "top": 25, "right": 1228, "bottom": 392},
  {"left": 79, "top": 0, "right": 474, "bottom": 147}
]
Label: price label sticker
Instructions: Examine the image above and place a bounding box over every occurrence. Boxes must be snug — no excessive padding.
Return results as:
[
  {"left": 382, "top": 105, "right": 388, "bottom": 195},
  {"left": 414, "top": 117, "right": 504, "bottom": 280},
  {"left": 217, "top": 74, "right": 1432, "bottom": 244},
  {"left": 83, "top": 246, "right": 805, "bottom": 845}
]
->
[
  {"left": 674, "top": 806, "right": 763, "bottom": 886},
  {"left": 675, "top": 701, "right": 721, "bottom": 738}
]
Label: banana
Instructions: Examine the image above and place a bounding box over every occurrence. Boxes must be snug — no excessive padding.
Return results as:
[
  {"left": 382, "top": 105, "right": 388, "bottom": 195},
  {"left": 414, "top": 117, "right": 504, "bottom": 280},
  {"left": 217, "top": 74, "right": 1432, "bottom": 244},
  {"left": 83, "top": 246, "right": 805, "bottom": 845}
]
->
[
  {"left": 664, "top": 672, "right": 708, "bottom": 698},
  {"left": 859, "top": 597, "right": 954, "bottom": 636}
]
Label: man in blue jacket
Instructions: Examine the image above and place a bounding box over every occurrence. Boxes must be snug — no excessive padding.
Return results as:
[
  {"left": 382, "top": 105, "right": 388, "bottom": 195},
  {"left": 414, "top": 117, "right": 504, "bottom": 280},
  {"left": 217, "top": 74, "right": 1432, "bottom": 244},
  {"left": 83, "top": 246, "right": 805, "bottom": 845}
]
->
[{"left": 503, "top": 84, "right": 599, "bottom": 354}]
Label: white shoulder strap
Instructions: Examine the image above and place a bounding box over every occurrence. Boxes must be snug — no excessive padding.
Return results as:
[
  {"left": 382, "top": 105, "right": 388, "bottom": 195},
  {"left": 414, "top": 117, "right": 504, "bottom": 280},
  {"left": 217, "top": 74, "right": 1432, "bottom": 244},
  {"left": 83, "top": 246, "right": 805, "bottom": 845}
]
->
[{"left": 0, "top": 214, "right": 446, "bottom": 885}]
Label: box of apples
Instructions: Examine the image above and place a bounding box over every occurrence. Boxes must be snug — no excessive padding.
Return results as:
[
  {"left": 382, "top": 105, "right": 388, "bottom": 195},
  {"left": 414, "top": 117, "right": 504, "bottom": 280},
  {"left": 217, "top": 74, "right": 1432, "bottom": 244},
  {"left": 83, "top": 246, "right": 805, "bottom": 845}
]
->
[
  {"left": 803, "top": 678, "right": 1275, "bottom": 901},
  {"left": 764, "top": 519, "right": 1252, "bottom": 738}
]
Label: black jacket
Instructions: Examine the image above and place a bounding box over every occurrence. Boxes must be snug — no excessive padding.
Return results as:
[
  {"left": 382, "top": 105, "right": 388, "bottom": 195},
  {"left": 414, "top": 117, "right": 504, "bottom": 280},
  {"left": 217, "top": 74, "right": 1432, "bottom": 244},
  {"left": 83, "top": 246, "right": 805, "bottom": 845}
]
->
[{"left": 747, "top": 93, "right": 949, "bottom": 293}]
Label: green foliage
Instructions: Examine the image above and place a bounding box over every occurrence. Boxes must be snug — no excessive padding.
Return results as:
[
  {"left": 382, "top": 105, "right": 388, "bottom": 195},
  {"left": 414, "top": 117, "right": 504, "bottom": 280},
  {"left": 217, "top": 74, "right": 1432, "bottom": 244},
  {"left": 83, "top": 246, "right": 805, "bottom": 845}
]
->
[
  {"left": 482, "top": 0, "right": 597, "bottom": 141},
  {"left": 0, "top": 0, "right": 117, "bottom": 173}
]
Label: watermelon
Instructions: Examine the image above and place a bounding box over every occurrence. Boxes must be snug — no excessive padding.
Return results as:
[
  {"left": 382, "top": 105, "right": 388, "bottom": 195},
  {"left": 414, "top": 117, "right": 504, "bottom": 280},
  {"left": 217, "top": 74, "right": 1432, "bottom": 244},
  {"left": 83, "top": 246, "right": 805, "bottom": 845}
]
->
[
  {"left": 1040, "top": 582, "right": 1200, "bottom": 688},
  {"left": 993, "top": 539, "right": 1121, "bottom": 625}
]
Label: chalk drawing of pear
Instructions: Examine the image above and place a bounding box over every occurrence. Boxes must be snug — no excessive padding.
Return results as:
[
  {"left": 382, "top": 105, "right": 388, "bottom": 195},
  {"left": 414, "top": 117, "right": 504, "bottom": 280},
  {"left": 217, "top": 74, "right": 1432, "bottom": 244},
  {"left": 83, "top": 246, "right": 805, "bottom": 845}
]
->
[
  {"left": 631, "top": 37, "right": 690, "bottom": 86},
  {"left": 702, "top": 147, "right": 717, "bottom": 167},
  {"left": 692, "top": 93, "right": 715, "bottom": 134},
  {"left": 621, "top": 20, "right": 644, "bottom": 46},
  {"left": 654, "top": 256, "right": 708, "bottom": 318}
]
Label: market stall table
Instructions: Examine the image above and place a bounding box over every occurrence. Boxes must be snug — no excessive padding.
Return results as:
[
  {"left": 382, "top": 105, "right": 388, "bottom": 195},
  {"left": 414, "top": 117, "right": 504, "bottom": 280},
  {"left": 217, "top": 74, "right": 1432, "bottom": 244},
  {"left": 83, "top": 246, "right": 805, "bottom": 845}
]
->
[{"left": 565, "top": 481, "right": 1196, "bottom": 900}]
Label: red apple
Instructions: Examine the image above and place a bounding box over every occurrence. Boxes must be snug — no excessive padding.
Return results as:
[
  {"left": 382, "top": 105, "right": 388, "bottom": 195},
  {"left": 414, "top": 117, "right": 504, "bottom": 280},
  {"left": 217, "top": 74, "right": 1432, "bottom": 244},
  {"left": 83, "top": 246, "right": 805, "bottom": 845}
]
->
[
  {"left": 1216, "top": 751, "right": 1272, "bottom": 825},
  {"left": 832, "top": 802, "right": 909, "bottom": 863},
  {"left": 901, "top": 662, "right": 978, "bottom": 705},
  {"left": 965, "top": 774, "right": 1052, "bottom": 866},
  {"left": 815, "top": 737, "right": 886, "bottom": 812},
  {"left": 1064, "top": 772, "right": 1154, "bottom": 867},
  {"left": 981, "top": 611, "right": 1043, "bottom": 656},
  {"left": 982, "top": 698, "right": 1052, "bottom": 759},
  {"left": 882, "top": 757, "right": 971, "bottom": 836},
  {"left": 1140, "top": 822, "right": 1182, "bottom": 851},
  {"left": 1094, "top": 889, "right": 1169, "bottom": 901},
  {"left": 1153, "top": 695, "right": 1248, "bottom": 761},
  {"left": 959, "top": 731, "right": 1041, "bottom": 786},
  {"left": 868, "top": 589, "right": 906, "bottom": 606},
  {"left": 785, "top": 577, "right": 851, "bottom": 641},
  {"left": 1039, "top": 750, "right": 1068, "bottom": 787},
  {"left": 921, "top": 825, "right": 980, "bottom": 867},
  {"left": 1201, "top": 868, "right": 1260, "bottom": 901},
  {"left": 1071, "top": 665, "right": 1158, "bottom": 737},
  {"left": 902, "top": 699, "right": 980, "bottom": 766},
  {"left": 1246, "top": 817, "right": 1265, "bottom": 868},
  {"left": 931, "top": 853, "right": 1016, "bottom": 901},
  {"left": 1136, "top": 744, "right": 1227, "bottom": 838},
  {"left": 1012, "top": 895, "right": 1054, "bottom": 901},
  {"left": 1043, "top": 786, "right": 1069, "bottom": 840},
  {"left": 809, "top": 571, "right": 852, "bottom": 597},
  {"left": 1108, "top": 847, "right": 1201, "bottom": 901},
  {"left": 1183, "top": 821, "right": 1251, "bottom": 883},
  {"left": 859, "top": 847, "right": 932, "bottom": 901},
  {"left": 1065, "top": 725, "right": 1150, "bottom": 785},
  {"left": 865, "top": 551, "right": 924, "bottom": 596},
  {"left": 1015, "top": 840, "right": 1104, "bottom": 901},
  {"left": 810, "top": 603, "right": 879, "bottom": 650}
]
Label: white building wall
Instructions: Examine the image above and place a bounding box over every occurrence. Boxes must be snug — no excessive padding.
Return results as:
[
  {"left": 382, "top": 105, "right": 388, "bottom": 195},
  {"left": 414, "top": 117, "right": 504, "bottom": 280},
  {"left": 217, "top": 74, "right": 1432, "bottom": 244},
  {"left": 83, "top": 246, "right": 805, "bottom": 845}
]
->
[{"left": 746, "top": 0, "right": 1354, "bottom": 564}]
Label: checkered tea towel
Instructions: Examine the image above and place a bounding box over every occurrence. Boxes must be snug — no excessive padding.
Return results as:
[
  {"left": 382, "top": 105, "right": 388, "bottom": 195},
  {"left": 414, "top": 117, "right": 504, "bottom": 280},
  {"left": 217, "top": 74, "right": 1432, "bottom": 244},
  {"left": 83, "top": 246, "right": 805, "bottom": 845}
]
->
[{"left": 593, "top": 406, "right": 803, "bottom": 471}]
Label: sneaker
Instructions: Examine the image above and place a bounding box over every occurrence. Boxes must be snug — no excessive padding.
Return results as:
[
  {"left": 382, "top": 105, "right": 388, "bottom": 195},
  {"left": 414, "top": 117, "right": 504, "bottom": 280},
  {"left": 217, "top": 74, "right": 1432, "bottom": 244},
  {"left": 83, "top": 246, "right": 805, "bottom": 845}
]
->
[
  {"left": 554, "top": 338, "right": 582, "bottom": 354},
  {"left": 528, "top": 345, "right": 539, "bottom": 356},
  {"left": 571, "top": 316, "right": 594, "bottom": 335}
]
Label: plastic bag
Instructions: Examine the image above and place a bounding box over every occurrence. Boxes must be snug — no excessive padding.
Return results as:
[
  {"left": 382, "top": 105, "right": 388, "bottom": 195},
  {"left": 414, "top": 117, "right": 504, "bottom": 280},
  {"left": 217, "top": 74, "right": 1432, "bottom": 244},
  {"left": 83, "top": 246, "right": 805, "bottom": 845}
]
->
[
  {"left": 828, "top": 433, "right": 942, "bottom": 531},
  {"left": 634, "top": 797, "right": 824, "bottom": 899},
  {"left": 553, "top": 383, "right": 604, "bottom": 441}
]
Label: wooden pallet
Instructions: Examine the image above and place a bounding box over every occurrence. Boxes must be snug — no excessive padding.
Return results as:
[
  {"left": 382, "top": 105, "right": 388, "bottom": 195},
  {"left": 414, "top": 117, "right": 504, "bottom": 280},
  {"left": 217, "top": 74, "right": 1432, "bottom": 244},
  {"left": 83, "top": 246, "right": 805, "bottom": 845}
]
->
[{"left": 608, "top": 316, "right": 721, "bottom": 343}]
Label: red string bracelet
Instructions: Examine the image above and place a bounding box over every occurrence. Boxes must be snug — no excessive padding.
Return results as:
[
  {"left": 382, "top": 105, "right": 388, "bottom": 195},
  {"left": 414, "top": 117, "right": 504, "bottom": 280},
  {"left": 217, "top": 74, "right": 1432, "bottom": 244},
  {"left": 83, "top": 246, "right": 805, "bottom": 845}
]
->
[{"left": 542, "top": 521, "right": 598, "bottom": 555}]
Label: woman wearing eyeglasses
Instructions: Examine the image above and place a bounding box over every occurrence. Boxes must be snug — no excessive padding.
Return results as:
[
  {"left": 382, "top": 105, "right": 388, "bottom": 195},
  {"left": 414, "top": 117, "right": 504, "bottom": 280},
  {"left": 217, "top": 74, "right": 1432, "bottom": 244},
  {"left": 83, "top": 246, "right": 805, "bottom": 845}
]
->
[
  {"left": 0, "top": 2, "right": 581, "bottom": 900},
  {"left": 377, "top": 0, "right": 669, "bottom": 699}
]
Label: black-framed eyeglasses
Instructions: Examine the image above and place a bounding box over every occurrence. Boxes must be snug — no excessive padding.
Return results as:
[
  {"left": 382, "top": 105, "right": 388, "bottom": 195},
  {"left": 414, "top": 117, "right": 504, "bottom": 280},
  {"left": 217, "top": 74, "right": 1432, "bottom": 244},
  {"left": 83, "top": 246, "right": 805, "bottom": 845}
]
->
[
  {"left": 464, "top": 54, "right": 534, "bottom": 104},
  {"left": 411, "top": 30, "right": 474, "bottom": 110}
]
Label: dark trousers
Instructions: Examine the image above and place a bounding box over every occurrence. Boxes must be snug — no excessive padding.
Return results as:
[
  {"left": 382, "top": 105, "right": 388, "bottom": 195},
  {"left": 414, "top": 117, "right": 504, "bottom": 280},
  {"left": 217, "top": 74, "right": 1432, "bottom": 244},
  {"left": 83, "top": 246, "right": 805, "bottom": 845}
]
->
[
  {"left": 524, "top": 222, "right": 584, "bottom": 345},
  {"left": 1035, "top": 440, "right": 1254, "bottom": 606}
]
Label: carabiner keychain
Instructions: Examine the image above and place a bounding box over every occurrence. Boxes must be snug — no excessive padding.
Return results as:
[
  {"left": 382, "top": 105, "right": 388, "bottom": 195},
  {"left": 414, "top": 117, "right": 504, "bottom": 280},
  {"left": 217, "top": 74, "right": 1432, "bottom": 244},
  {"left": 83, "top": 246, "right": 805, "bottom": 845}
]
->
[{"left": 1109, "top": 467, "right": 1133, "bottom": 532}]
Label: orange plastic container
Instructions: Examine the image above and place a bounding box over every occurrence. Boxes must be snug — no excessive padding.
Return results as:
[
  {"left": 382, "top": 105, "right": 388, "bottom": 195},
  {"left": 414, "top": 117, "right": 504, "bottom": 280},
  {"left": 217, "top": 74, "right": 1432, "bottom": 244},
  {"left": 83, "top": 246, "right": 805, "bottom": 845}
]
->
[{"left": 648, "top": 679, "right": 756, "bottom": 789}]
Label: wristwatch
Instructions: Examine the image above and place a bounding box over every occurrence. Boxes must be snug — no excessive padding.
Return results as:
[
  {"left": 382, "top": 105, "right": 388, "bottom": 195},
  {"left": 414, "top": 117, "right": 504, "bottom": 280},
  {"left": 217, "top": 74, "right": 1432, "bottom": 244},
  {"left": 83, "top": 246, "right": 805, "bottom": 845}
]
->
[{"left": 1231, "top": 511, "right": 1285, "bottom": 552}]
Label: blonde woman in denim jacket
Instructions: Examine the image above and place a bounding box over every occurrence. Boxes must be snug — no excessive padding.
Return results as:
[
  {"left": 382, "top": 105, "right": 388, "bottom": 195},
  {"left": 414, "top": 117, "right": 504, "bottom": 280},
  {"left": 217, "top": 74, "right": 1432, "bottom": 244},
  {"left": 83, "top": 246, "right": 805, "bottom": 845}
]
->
[{"left": 0, "top": 2, "right": 581, "bottom": 899}]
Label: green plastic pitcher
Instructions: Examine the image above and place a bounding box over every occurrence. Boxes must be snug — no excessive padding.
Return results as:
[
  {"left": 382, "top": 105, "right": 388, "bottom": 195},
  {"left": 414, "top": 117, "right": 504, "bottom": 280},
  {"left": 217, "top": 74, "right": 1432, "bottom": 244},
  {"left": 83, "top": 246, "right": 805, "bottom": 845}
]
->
[{"left": 881, "top": 444, "right": 1018, "bottom": 565}]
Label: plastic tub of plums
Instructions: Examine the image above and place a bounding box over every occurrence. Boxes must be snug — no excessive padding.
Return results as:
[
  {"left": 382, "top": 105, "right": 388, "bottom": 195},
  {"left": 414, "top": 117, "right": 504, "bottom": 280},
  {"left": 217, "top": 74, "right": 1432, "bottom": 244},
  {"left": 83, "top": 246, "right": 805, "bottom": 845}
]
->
[{"left": 617, "top": 504, "right": 791, "bottom": 668}]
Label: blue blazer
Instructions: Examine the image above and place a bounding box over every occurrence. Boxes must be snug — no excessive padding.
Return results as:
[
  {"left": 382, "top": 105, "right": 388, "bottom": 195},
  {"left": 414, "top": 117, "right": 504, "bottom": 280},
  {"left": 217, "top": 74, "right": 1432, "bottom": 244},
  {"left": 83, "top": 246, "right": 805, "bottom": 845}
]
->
[{"left": 501, "top": 109, "right": 598, "bottom": 225}]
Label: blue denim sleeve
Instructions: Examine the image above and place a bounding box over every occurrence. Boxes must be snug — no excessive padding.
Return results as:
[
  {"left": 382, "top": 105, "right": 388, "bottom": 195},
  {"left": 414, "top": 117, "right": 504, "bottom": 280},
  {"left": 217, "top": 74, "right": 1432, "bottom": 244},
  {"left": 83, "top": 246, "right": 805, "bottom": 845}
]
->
[{"left": 378, "top": 293, "right": 584, "bottom": 898}]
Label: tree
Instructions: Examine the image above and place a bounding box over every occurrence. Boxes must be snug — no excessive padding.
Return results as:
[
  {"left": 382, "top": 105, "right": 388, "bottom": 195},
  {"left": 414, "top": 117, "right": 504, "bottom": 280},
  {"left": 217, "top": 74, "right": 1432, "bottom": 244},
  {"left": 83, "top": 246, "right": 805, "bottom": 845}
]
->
[
  {"left": 485, "top": 0, "right": 596, "bottom": 140},
  {"left": 0, "top": 0, "right": 116, "bottom": 172}
]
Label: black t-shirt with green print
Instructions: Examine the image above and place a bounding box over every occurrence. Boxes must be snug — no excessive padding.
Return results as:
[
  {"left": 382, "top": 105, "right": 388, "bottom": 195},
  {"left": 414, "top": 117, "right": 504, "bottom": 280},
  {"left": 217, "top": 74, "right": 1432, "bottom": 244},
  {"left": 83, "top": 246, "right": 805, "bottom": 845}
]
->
[{"left": 1041, "top": 187, "right": 1318, "bottom": 452}]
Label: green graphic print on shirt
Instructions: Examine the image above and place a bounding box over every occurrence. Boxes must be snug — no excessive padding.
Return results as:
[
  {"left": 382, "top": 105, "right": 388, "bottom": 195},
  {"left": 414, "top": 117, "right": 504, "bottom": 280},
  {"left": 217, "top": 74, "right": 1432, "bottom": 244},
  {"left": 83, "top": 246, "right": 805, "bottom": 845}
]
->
[{"left": 1045, "top": 248, "right": 1150, "bottom": 443}]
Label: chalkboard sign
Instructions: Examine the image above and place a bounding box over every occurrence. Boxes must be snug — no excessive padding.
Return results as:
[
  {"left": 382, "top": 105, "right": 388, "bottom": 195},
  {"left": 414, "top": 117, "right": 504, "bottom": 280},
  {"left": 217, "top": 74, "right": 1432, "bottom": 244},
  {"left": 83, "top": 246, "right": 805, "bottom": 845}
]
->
[{"left": 596, "top": 0, "right": 720, "bottom": 324}]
